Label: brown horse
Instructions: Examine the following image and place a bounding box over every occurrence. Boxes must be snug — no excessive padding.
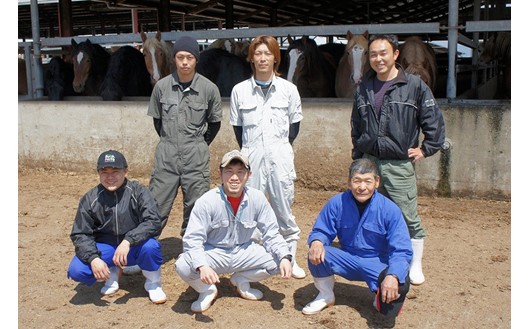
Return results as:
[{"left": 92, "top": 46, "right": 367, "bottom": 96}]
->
[
  {"left": 141, "top": 31, "right": 174, "bottom": 86},
  {"left": 397, "top": 36, "right": 437, "bottom": 91},
  {"left": 287, "top": 35, "right": 336, "bottom": 97},
  {"left": 335, "top": 30, "right": 369, "bottom": 98}
]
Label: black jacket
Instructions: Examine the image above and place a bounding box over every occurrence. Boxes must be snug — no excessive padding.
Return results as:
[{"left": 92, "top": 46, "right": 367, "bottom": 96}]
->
[
  {"left": 351, "top": 65, "right": 445, "bottom": 160},
  {"left": 70, "top": 179, "right": 162, "bottom": 264}
]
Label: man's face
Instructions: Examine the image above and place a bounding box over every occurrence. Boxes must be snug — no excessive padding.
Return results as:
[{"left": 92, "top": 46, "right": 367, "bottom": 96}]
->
[
  {"left": 349, "top": 172, "right": 380, "bottom": 203},
  {"left": 368, "top": 39, "right": 399, "bottom": 77},
  {"left": 252, "top": 43, "right": 275, "bottom": 75},
  {"left": 220, "top": 162, "right": 249, "bottom": 197},
  {"left": 175, "top": 51, "right": 197, "bottom": 77},
  {"left": 98, "top": 167, "right": 127, "bottom": 192}
]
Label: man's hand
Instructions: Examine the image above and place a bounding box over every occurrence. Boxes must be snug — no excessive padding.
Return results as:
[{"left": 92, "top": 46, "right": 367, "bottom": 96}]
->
[
  {"left": 308, "top": 240, "right": 325, "bottom": 265},
  {"left": 113, "top": 240, "right": 131, "bottom": 268},
  {"left": 408, "top": 147, "right": 425, "bottom": 163},
  {"left": 380, "top": 275, "right": 400, "bottom": 303},
  {"left": 279, "top": 258, "right": 292, "bottom": 279},
  {"left": 198, "top": 265, "right": 220, "bottom": 285},
  {"left": 90, "top": 257, "right": 110, "bottom": 282}
]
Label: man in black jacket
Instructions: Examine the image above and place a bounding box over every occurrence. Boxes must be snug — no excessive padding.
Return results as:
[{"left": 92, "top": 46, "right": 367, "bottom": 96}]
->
[
  {"left": 351, "top": 34, "right": 445, "bottom": 286},
  {"left": 67, "top": 150, "right": 167, "bottom": 304}
]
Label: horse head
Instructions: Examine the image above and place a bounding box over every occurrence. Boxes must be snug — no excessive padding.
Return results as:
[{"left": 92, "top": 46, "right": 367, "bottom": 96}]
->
[
  {"left": 141, "top": 31, "right": 174, "bottom": 86},
  {"left": 70, "top": 39, "right": 110, "bottom": 95},
  {"left": 346, "top": 30, "right": 369, "bottom": 85}
]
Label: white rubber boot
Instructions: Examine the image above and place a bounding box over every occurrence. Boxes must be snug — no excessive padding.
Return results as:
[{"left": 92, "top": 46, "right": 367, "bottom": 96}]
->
[
  {"left": 302, "top": 276, "right": 336, "bottom": 315},
  {"left": 230, "top": 268, "right": 270, "bottom": 300},
  {"left": 100, "top": 266, "right": 120, "bottom": 295},
  {"left": 188, "top": 279, "right": 218, "bottom": 312},
  {"left": 410, "top": 238, "right": 425, "bottom": 285},
  {"left": 142, "top": 269, "right": 167, "bottom": 304},
  {"left": 289, "top": 240, "right": 307, "bottom": 279}
]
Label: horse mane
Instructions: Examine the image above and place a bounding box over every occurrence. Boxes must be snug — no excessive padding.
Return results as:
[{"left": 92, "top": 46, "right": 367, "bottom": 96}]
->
[{"left": 398, "top": 36, "right": 437, "bottom": 90}]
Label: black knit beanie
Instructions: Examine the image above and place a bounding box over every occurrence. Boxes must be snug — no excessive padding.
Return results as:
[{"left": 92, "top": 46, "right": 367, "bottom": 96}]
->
[{"left": 172, "top": 35, "right": 200, "bottom": 60}]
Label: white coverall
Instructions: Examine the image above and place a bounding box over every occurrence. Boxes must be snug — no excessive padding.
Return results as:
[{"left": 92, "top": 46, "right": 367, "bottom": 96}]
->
[{"left": 230, "top": 75, "right": 303, "bottom": 242}]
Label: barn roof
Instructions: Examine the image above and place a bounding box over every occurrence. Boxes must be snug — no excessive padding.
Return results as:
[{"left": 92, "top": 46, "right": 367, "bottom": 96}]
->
[{"left": 18, "top": 0, "right": 511, "bottom": 41}]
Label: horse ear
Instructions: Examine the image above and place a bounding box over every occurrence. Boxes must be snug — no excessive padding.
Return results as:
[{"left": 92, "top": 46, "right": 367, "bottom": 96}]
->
[
  {"left": 287, "top": 34, "right": 294, "bottom": 44},
  {"left": 347, "top": 30, "right": 353, "bottom": 40},
  {"left": 71, "top": 39, "right": 78, "bottom": 47},
  {"left": 141, "top": 31, "right": 147, "bottom": 42},
  {"left": 156, "top": 31, "right": 161, "bottom": 41},
  {"left": 363, "top": 30, "right": 369, "bottom": 39}
]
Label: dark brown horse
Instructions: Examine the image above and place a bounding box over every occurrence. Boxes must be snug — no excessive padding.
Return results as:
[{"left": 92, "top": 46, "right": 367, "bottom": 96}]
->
[
  {"left": 70, "top": 39, "right": 110, "bottom": 96},
  {"left": 397, "top": 36, "right": 437, "bottom": 91},
  {"left": 100, "top": 45, "right": 152, "bottom": 101},
  {"left": 286, "top": 35, "right": 336, "bottom": 97}
]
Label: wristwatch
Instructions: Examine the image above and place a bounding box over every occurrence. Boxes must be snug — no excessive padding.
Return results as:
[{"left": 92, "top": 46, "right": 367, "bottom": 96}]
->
[{"left": 281, "top": 254, "right": 293, "bottom": 263}]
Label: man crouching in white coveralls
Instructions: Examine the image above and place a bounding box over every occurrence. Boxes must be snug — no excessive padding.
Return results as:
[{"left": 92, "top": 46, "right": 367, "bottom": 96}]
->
[{"left": 175, "top": 150, "right": 293, "bottom": 313}]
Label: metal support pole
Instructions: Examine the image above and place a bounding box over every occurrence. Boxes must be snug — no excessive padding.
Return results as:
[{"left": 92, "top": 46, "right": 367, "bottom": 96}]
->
[
  {"left": 30, "top": 0, "right": 44, "bottom": 98},
  {"left": 446, "top": 0, "right": 459, "bottom": 99}
]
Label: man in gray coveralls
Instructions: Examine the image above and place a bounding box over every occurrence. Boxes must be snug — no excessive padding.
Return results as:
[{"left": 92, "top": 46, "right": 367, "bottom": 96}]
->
[{"left": 148, "top": 35, "right": 223, "bottom": 238}]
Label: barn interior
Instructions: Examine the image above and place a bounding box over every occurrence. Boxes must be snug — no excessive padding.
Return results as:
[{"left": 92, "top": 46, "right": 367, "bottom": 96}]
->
[{"left": 17, "top": 0, "right": 511, "bottom": 99}]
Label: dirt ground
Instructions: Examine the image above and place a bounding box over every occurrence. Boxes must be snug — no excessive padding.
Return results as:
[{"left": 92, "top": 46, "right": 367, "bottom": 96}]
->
[{"left": 18, "top": 167, "right": 511, "bottom": 328}]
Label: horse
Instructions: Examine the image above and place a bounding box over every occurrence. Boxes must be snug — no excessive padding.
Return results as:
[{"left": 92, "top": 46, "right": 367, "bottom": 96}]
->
[
  {"left": 45, "top": 56, "right": 79, "bottom": 100},
  {"left": 70, "top": 39, "right": 110, "bottom": 96},
  {"left": 100, "top": 45, "right": 153, "bottom": 101},
  {"left": 140, "top": 31, "right": 174, "bottom": 87},
  {"left": 208, "top": 38, "right": 250, "bottom": 58},
  {"left": 335, "top": 30, "right": 369, "bottom": 98},
  {"left": 479, "top": 32, "right": 511, "bottom": 99},
  {"left": 397, "top": 36, "right": 437, "bottom": 92},
  {"left": 286, "top": 35, "right": 336, "bottom": 97},
  {"left": 196, "top": 47, "right": 252, "bottom": 97}
]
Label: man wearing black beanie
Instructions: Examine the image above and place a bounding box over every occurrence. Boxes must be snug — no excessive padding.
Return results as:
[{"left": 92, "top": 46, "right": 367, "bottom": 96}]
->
[{"left": 148, "top": 35, "right": 223, "bottom": 238}]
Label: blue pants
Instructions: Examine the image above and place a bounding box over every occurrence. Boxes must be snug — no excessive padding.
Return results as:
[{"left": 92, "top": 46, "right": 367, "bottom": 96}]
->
[
  {"left": 307, "top": 245, "right": 389, "bottom": 292},
  {"left": 67, "top": 238, "right": 163, "bottom": 286}
]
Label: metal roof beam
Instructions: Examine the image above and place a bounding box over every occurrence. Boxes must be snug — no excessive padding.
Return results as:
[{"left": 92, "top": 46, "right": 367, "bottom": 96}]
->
[{"left": 465, "top": 19, "right": 511, "bottom": 32}]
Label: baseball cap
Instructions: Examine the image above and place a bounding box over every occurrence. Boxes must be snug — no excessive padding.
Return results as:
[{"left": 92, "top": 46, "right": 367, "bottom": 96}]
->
[
  {"left": 97, "top": 150, "right": 128, "bottom": 170},
  {"left": 220, "top": 150, "right": 250, "bottom": 169}
]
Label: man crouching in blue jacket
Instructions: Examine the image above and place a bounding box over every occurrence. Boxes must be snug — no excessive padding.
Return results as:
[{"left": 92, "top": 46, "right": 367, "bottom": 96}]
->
[
  {"left": 302, "top": 158, "right": 412, "bottom": 319},
  {"left": 67, "top": 150, "right": 166, "bottom": 304}
]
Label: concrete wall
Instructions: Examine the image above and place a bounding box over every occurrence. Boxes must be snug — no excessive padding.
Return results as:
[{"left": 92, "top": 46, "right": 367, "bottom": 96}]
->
[{"left": 18, "top": 98, "right": 511, "bottom": 200}]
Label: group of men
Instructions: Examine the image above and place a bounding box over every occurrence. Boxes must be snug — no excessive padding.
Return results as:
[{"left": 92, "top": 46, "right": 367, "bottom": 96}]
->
[{"left": 66, "top": 33, "right": 445, "bottom": 320}]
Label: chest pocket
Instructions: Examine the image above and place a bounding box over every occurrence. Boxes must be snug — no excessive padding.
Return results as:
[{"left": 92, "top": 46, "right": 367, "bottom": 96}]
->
[
  {"left": 270, "top": 99, "right": 289, "bottom": 127},
  {"left": 187, "top": 101, "right": 208, "bottom": 126},
  {"left": 239, "top": 217, "right": 257, "bottom": 229},
  {"left": 161, "top": 97, "right": 179, "bottom": 120},
  {"left": 210, "top": 218, "right": 230, "bottom": 229},
  {"left": 239, "top": 100, "right": 259, "bottom": 126},
  {"left": 361, "top": 220, "right": 386, "bottom": 247}
]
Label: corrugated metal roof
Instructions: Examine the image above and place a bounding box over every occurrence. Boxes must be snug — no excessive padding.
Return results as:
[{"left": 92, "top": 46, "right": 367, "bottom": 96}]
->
[{"left": 18, "top": 0, "right": 510, "bottom": 41}]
